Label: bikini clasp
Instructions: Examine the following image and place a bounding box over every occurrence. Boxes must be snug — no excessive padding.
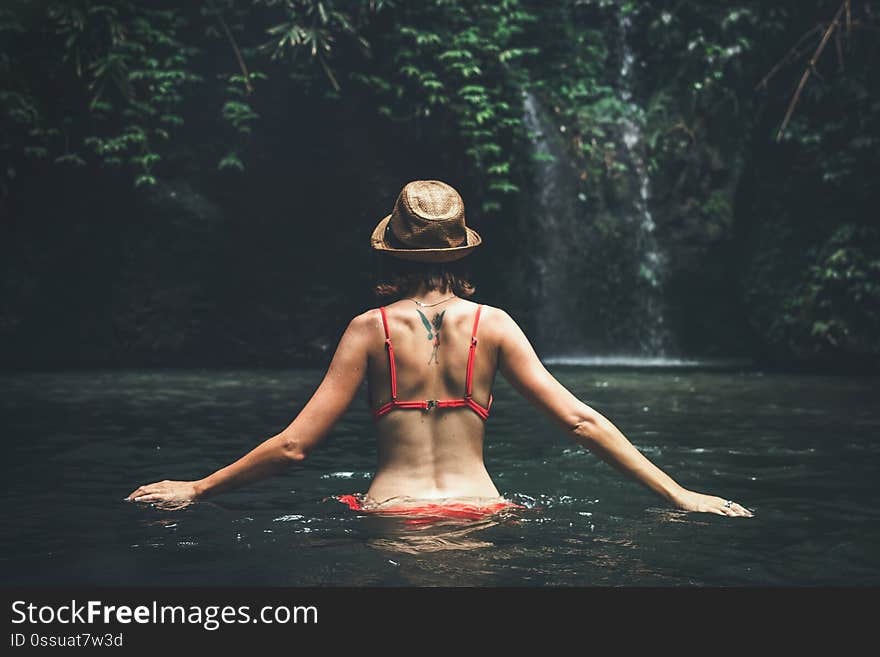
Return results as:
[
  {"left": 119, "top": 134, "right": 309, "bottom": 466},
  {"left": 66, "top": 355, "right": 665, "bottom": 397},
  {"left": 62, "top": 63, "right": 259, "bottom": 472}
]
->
[{"left": 425, "top": 399, "right": 438, "bottom": 411}]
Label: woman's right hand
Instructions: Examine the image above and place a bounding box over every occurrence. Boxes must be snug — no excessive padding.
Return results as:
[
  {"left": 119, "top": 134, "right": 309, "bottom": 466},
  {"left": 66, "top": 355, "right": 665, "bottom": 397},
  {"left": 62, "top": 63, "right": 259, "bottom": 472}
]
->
[{"left": 674, "top": 489, "right": 754, "bottom": 517}]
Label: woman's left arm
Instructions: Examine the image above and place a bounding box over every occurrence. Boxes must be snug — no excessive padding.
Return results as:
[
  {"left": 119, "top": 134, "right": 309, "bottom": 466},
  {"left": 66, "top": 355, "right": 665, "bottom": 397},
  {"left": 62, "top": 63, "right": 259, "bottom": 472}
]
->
[{"left": 126, "top": 312, "right": 373, "bottom": 505}]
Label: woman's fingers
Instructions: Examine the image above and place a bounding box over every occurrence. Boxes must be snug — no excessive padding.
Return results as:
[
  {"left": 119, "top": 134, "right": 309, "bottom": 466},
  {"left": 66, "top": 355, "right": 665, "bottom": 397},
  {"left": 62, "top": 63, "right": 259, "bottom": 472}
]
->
[
  {"left": 127, "top": 486, "right": 145, "bottom": 499},
  {"left": 720, "top": 501, "right": 754, "bottom": 517},
  {"left": 128, "top": 487, "right": 163, "bottom": 502},
  {"left": 127, "top": 482, "right": 164, "bottom": 500},
  {"left": 132, "top": 493, "right": 165, "bottom": 502}
]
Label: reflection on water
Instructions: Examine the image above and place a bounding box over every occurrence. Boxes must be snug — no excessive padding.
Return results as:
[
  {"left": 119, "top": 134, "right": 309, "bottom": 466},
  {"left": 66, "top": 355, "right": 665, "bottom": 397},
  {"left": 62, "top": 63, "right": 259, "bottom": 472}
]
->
[
  {"left": 362, "top": 516, "right": 503, "bottom": 555},
  {"left": 1, "top": 368, "right": 879, "bottom": 585}
]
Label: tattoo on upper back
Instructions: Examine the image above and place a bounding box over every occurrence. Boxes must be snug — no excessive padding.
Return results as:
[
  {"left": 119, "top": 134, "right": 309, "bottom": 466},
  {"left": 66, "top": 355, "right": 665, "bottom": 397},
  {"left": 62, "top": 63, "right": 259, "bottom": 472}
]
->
[{"left": 416, "top": 309, "right": 445, "bottom": 364}]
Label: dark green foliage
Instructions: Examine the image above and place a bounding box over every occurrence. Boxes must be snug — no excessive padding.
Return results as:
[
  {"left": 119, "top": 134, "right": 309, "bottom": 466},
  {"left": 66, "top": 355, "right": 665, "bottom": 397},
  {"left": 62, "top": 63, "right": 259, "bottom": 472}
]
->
[
  {"left": 1, "top": 0, "right": 878, "bottom": 369},
  {"left": 1, "top": 0, "right": 532, "bottom": 209},
  {"left": 521, "top": 1, "right": 626, "bottom": 190},
  {"left": 351, "top": 0, "right": 536, "bottom": 212},
  {"left": 2, "top": 2, "right": 202, "bottom": 188},
  {"left": 775, "top": 225, "right": 880, "bottom": 364}
]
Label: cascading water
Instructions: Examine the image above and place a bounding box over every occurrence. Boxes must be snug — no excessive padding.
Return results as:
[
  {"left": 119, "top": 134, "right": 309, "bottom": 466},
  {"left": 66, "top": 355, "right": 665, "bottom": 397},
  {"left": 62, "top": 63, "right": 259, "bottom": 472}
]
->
[
  {"left": 523, "top": 4, "right": 672, "bottom": 360},
  {"left": 521, "top": 90, "right": 583, "bottom": 352},
  {"left": 617, "top": 8, "right": 671, "bottom": 356}
]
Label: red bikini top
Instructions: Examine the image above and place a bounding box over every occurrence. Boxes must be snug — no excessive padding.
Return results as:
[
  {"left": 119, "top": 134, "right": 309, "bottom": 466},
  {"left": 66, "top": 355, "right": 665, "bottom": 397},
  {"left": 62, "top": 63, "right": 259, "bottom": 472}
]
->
[{"left": 373, "top": 304, "right": 493, "bottom": 421}]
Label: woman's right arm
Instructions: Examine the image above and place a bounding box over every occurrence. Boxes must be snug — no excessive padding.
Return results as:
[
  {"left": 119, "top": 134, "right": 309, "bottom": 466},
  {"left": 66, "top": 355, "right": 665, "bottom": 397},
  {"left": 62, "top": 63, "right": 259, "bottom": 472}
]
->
[
  {"left": 126, "top": 311, "right": 373, "bottom": 505},
  {"left": 492, "top": 308, "right": 752, "bottom": 517}
]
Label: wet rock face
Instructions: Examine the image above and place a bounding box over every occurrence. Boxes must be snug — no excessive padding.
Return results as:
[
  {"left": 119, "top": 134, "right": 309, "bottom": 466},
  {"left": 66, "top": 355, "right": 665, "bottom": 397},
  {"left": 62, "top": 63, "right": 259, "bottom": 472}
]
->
[
  {"left": 647, "top": 124, "right": 744, "bottom": 358},
  {"left": 519, "top": 0, "right": 755, "bottom": 360},
  {"left": 520, "top": 12, "right": 680, "bottom": 359}
]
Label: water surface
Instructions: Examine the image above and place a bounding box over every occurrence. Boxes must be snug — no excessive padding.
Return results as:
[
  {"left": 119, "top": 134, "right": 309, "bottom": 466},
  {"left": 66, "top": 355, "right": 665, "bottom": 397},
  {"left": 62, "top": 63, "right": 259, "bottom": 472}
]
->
[{"left": 1, "top": 368, "right": 878, "bottom": 586}]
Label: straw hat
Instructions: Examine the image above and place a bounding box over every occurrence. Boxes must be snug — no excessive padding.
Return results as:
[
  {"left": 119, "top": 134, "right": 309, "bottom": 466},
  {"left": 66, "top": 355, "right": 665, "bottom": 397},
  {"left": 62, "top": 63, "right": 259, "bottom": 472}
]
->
[{"left": 370, "top": 180, "right": 482, "bottom": 262}]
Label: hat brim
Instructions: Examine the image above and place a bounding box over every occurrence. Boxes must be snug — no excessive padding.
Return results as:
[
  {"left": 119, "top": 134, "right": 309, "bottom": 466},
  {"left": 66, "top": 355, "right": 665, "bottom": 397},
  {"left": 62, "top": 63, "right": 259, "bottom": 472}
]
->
[{"left": 370, "top": 214, "right": 481, "bottom": 263}]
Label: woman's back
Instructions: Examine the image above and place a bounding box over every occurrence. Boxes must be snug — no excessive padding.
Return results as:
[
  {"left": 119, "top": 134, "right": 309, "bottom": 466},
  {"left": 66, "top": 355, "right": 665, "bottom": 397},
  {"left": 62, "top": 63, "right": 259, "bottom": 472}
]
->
[
  {"left": 364, "top": 298, "right": 502, "bottom": 503},
  {"left": 126, "top": 179, "right": 753, "bottom": 520}
]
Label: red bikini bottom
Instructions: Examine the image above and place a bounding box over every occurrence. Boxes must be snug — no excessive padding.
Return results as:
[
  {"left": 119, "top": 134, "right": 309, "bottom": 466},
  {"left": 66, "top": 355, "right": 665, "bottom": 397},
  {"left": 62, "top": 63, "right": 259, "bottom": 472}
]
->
[{"left": 336, "top": 494, "right": 523, "bottom": 525}]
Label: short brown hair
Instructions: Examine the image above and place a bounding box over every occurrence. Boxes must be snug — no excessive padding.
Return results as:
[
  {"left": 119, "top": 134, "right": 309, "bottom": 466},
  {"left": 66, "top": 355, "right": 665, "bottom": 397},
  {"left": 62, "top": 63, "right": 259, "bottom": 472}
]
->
[{"left": 373, "top": 254, "right": 476, "bottom": 299}]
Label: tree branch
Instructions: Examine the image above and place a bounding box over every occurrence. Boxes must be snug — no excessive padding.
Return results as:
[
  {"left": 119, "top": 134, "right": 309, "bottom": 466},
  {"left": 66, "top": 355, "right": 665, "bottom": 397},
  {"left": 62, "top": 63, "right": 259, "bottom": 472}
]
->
[
  {"left": 215, "top": 8, "right": 254, "bottom": 94},
  {"left": 755, "top": 24, "right": 823, "bottom": 92},
  {"left": 318, "top": 55, "right": 341, "bottom": 92},
  {"left": 776, "top": 1, "right": 847, "bottom": 142}
]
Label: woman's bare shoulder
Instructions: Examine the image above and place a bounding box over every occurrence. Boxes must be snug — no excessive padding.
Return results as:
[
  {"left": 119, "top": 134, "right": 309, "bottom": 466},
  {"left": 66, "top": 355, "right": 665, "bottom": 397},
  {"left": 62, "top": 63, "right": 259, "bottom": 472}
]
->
[
  {"left": 341, "top": 308, "right": 385, "bottom": 342},
  {"left": 473, "top": 304, "right": 531, "bottom": 351},
  {"left": 477, "top": 303, "right": 520, "bottom": 329}
]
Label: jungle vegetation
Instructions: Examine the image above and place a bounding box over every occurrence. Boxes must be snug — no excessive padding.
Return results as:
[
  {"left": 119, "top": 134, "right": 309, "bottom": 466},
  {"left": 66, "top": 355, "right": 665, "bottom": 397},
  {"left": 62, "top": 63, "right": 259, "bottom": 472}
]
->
[{"left": 1, "top": 1, "right": 878, "bottom": 370}]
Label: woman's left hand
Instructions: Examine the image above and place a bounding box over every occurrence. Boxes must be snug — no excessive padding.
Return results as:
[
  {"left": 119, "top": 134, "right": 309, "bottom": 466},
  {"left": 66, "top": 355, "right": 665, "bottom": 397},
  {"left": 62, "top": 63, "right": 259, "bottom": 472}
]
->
[
  {"left": 126, "top": 480, "right": 201, "bottom": 507},
  {"left": 674, "top": 488, "right": 754, "bottom": 517}
]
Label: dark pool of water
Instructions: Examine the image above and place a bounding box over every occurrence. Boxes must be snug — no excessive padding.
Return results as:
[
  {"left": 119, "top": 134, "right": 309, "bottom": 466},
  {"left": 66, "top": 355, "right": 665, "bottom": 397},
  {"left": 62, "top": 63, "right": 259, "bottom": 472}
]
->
[{"left": 1, "top": 368, "right": 878, "bottom": 586}]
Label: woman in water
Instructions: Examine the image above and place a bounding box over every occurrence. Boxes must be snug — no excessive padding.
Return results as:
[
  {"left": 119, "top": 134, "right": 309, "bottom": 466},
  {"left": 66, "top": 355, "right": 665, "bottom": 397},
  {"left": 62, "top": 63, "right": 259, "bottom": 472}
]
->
[{"left": 127, "top": 180, "right": 752, "bottom": 519}]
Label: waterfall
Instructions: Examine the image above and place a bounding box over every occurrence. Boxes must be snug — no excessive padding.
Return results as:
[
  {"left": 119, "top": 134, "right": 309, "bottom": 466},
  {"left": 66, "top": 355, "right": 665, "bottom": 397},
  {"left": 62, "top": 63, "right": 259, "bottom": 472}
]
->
[
  {"left": 522, "top": 5, "right": 672, "bottom": 358},
  {"left": 617, "top": 9, "right": 671, "bottom": 356},
  {"left": 521, "top": 90, "right": 583, "bottom": 352}
]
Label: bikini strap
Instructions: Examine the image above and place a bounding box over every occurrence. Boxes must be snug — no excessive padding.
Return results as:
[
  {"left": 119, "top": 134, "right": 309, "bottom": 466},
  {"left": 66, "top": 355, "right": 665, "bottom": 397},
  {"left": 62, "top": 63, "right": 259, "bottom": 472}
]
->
[
  {"left": 379, "top": 306, "right": 397, "bottom": 400},
  {"left": 465, "top": 304, "right": 483, "bottom": 399}
]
